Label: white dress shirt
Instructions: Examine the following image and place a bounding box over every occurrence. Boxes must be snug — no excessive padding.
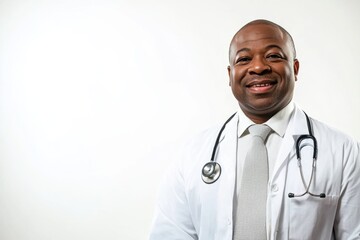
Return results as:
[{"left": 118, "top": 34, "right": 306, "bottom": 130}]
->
[{"left": 235, "top": 102, "right": 295, "bottom": 197}]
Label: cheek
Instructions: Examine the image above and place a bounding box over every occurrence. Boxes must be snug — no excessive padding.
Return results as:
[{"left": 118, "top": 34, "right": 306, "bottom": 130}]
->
[
  {"left": 230, "top": 67, "right": 246, "bottom": 84},
  {"left": 278, "top": 66, "right": 295, "bottom": 85},
  {"left": 229, "top": 69, "right": 236, "bottom": 86},
  {"left": 278, "top": 68, "right": 296, "bottom": 95},
  {"left": 284, "top": 65, "right": 296, "bottom": 79}
]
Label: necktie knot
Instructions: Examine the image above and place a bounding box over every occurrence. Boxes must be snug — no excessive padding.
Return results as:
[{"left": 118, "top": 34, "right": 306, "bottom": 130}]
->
[{"left": 249, "top": 124, "right": 272, "bottom": 141}]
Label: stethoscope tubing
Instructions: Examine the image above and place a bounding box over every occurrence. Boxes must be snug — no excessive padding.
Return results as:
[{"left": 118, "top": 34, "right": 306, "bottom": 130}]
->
[
  {"left": 201, "top": 112, "right": 237, "bottom": 184},
  {"left": 202, "top": 111, "right": 326, "bottom": 198},
  {"left": 210, "top": 112, "right": 237, "bottom": 162}
]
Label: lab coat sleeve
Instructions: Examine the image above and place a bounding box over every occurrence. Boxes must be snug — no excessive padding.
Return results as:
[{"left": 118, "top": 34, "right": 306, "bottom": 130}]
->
[
  {"left": 149, "top": 149, "right": 198, "bottom": 240},
  {"left": 334, "top": 139, "right": 360, "bottom": 239}
]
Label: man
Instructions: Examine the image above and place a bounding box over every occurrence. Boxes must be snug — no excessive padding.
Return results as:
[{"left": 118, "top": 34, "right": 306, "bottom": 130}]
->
[{"left": 149, "top": 19, "right": 360, "bottom": 239}]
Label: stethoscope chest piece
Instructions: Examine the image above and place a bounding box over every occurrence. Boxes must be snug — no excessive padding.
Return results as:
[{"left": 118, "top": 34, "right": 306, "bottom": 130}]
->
[{"left": 201, "top": 162, "right": 221, "bottom": 184}]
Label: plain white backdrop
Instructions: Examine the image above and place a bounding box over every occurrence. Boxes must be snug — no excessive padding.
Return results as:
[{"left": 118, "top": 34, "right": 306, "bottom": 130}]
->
[{"left": 1, "top": 0, "right": 359, "bottom": 239}]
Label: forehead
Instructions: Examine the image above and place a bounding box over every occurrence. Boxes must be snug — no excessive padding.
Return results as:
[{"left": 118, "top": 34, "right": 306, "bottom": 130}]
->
[{"left": 230, "top": 23, "right": 290, "bottom": 55}]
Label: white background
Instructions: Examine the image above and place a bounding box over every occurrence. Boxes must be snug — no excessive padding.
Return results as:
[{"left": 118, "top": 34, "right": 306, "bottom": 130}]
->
[{"left": 1, "top": 0, "right": 359, "bottom": 239}]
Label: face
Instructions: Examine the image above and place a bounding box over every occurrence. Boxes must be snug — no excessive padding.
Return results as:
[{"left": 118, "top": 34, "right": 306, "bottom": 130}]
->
[{"left": 227, "top": 23, "right": 299, "bottom": 123}]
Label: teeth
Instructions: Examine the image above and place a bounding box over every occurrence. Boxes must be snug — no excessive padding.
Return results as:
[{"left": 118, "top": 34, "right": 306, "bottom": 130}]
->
[{"left": 254, "top": 83, "right": 271, "bottom": 87}]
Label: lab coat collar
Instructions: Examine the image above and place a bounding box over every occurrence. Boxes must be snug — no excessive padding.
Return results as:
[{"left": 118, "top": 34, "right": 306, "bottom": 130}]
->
[
  {"left": 218, "top": 104, "right": 308, "bottom": 148},
  {"left": 219, "top": 104, "right": 310, "bottom": 183},
  {"left": 237, "top": 102, "right": 295, "bottom": 138},
  {"left": 218, "top": 112, "right": 239, "bottom": 144},
  {"left": 272, "top": 104, "right": 310, "bottom": 178},
  {"left": 290, "top": 104, "right": 311, "bottom": 136},
  {"left": 266, "top": 102, "right": 295, "bottom": 137}
]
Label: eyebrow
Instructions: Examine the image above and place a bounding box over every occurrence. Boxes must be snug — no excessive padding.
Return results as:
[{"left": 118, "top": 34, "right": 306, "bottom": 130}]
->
[
  {"left": 265, "top": 44, "right": 285, "bottom": 52},
  {"left": 235, "top": 44, "right": 285, "bottom": 56},
  {"left": 235, "top": 48, "right": 251, "bottom": 55}
]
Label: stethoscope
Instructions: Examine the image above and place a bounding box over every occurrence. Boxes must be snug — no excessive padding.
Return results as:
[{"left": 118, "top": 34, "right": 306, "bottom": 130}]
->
[{"left": 201, "top": 111, "right": 326, "bottom": 199}]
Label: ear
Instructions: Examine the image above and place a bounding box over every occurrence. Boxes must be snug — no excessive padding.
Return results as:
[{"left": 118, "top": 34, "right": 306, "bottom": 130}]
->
[
  {"left": 293, "top": 59, "right": 300, "bottom": 81},
  {"left": 227, "top": 65, "right": 231, "bottom": 86}
]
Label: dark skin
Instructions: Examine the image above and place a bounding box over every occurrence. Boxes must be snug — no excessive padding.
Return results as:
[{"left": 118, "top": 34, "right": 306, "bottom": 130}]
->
[{"left": 227, "top": 20, "right": 300, "bottom": 124}]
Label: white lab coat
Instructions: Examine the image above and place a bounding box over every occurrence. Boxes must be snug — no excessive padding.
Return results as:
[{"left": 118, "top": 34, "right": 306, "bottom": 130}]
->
[{"left": 149, "top": 106, "right": 360, "bottom": 240}]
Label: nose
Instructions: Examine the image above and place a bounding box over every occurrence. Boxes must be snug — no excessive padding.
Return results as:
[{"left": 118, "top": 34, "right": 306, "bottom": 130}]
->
[{"left": 248, "top": 57, "right": 271, "bottom": 75}]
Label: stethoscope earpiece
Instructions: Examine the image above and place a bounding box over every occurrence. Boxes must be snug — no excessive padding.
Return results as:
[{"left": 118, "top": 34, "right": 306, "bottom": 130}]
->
[{"left": 288, "top": 192, "right": 326, "bottom": 199}]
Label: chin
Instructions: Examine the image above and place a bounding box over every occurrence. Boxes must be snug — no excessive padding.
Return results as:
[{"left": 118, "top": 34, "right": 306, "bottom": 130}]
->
[{"left": 241, "top": 101, "right": 282, "bottom": 116}]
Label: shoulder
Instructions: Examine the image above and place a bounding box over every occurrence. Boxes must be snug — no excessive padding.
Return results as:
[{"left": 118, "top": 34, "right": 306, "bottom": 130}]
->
[
  {"left": 293, "top": 105, "right": 358, "bottom": 146},
  {"left": 180, "top": 112, "right": 238, "bottom": 160},
  {"left": 183, "top": 126, "right": 220, "bottom": 152},
  {"left": 310, "top": 117, "right": 358, "bottom": 146},
  {"left": 172, "top": 114, "right": 237, "bottom": 179},
  {"left": 307, "top": 116, "right": 360, "bottom": 164},
  {"left": 175, "top": 124, "right": 222, "bottom": 170}
]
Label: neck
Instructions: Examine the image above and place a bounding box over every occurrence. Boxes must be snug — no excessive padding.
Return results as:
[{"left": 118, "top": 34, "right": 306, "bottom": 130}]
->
[{"left": 242, "top": 111, "right": 276, "bottom": 124}]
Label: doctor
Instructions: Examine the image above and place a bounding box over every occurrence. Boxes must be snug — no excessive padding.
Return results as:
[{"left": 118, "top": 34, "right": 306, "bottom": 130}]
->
[{"left": 149, "top": 19, "right": 360, "bottom": 239}]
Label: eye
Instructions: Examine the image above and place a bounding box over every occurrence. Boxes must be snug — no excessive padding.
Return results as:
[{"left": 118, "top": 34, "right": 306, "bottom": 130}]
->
[
  {"left": 266, "top": 53, "right": 284, "bottom": 61},
  {"left": 235, "top": 56, "right": 251, "bottom": 64}
]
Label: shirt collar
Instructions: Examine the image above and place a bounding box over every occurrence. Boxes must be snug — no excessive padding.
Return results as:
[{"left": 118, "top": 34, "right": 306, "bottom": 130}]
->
[{"left": 237, "top": 101, "right": 295, "bottom": 138}]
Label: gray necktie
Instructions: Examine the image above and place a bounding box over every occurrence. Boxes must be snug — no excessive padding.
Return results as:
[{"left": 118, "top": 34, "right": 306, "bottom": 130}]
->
[{"left": 234, "top": 124, "right": 272, "bottom": 240}]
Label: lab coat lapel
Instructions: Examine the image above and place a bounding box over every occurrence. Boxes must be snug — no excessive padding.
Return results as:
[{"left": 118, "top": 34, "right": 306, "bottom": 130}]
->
[
  {"left": 272, "top": 106, "right": 309, "bottom": 179},
  {"left": 217, "top": 111, "right": 238, "bottom": 188},
  {"left": 212, "top": 113, "right": 238, "bottom": 239},
  {"left": 198, "top": 113, "right": 238, "bottom": 240},
  {"left": 270, "top": 106, "right": 310, "bottom": 236}
]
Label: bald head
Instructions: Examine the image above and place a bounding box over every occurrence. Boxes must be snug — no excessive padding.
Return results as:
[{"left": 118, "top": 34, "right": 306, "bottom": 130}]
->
[{"left": 229, "top": 19, "right": 297, "bottom": 63}]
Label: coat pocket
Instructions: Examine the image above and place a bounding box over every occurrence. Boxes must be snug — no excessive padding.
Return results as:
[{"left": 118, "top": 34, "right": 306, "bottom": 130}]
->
[{"left": 288, "top": 195, "right": 338, "bottom": 240}]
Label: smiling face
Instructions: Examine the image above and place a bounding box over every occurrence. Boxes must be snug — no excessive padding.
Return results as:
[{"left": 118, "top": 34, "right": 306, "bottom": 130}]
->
[{"left": 228, "top": 21, "right": 299, "bottom": 123}]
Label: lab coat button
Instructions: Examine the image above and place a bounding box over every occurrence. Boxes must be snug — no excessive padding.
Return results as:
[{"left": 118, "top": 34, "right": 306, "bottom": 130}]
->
[
  {"left": 227, "top": 218, "right": 231, "bottom": 226},
  {"left": 272, "top": 184, "right": 279, "bottom": 192}
]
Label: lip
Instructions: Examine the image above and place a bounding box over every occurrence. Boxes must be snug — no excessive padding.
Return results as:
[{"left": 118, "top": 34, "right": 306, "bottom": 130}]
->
[{"left": 246, "top": 79, "right": 277, "bottom": 93}]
